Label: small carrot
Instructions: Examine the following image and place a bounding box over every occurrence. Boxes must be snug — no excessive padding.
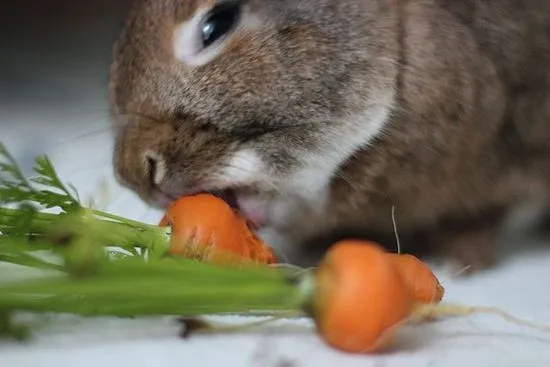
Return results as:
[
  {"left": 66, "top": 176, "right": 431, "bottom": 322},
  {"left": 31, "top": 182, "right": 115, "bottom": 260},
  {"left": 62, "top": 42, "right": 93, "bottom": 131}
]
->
[
  {"left": 159, "top": 194, "right": 276, "bottom": 265},
  {"left": 311, "top": 240, "right": 444, "bottom": 304},
  {"left": 302, "top": 239, "right": 448, "bottom": 353},
  {"left": 308, "top": 240, "right": 415, "bottom": 353}
]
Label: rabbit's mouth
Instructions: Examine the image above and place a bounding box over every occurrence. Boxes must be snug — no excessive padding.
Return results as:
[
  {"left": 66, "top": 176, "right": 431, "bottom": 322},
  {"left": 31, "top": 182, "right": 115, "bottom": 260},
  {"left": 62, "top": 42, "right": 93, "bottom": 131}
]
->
[
  {"left": 209, "top": 188, "right": 267, "bottom": 230},
  {"left": 150, "top": 185, "right": 267, "bottom": 230}
]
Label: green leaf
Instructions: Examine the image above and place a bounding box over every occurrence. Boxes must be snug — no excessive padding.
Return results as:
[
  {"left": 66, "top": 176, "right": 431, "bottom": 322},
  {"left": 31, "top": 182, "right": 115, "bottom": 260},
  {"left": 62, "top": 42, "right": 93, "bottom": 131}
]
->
[
  {"left": 0, "top": 142, "right": 81, "bottom": 214},
  {"left": 31, "top": 156, "right": 80, "bottom": 211},
  {"left": 0, "top": 203, "right": 38, "bottom": 235},
  {"left": 68, "top": 183, "right": 81, "bottom": 203},
  {"left": 0, "top": 143, "right": 30, "bottom": 187}
]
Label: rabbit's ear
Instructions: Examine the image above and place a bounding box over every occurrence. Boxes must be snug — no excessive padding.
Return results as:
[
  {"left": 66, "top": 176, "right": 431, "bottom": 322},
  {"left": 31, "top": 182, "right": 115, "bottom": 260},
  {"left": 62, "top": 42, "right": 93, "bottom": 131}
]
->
[{"left": 172, "top": 0, "right": 263, "bottom": 67}]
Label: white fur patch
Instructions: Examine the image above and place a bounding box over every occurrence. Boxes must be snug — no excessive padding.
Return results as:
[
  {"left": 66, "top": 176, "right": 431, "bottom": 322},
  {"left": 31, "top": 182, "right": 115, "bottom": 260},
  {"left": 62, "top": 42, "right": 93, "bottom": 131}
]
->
[
  {"left": 262, "top": 88, "right": 396, "bottom": 249},
  {"left": 287, "top": 89, "right": 396, "bottom": 204},
  {"left": 219, "top": 148, "right": 264, "bottom": 183},
  {"left": 172, "top": 6, "right": 262, "bottom": 67},
  {"left": 173, "top": 8, "right": 215, "bottom": 67}
]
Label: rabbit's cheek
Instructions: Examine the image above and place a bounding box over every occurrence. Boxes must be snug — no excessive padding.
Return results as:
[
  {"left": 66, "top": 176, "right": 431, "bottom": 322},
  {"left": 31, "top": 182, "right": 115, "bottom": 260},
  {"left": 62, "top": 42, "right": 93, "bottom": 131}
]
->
[{"left": 218, "top": 148, "right": 264, "bottom": 184}]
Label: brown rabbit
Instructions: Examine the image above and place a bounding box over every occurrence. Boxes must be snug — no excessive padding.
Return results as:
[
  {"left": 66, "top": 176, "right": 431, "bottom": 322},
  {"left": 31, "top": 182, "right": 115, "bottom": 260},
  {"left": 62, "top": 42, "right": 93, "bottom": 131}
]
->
[{"left": 109, "top": 0, "right": 550, "bottom": 272}]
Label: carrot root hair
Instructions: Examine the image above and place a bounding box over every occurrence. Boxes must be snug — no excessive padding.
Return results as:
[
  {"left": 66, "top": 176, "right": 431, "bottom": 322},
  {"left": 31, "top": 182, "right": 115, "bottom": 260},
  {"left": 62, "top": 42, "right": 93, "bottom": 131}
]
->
[{"left": 410, "top": 303, "right": 550, "bottom": 333}]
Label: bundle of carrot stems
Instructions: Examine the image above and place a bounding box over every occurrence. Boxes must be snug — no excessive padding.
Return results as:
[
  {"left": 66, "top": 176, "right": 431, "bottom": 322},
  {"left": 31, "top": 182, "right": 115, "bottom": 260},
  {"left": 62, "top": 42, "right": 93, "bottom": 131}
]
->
[{"left": 0, "top": 142, "right": 306, "bottom": 340}]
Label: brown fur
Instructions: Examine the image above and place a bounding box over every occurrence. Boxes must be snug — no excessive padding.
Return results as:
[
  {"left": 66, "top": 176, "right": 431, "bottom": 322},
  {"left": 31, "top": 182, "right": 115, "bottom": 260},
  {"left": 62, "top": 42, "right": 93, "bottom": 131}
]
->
[{"left": 109, "top": 0, "right": 550, "bottom": 272}]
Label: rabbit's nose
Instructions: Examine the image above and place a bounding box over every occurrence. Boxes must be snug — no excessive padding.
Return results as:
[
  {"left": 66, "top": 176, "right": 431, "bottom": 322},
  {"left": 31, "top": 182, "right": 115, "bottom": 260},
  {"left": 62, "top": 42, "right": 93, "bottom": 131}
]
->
[{"left": 144, "top": 150, "right": 167, "bottom": 186}]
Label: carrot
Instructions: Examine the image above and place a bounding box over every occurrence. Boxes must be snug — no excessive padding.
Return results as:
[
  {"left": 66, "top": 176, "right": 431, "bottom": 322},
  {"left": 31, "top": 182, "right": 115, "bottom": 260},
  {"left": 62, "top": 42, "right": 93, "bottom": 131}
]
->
[
  {"left": 309, "top": 240, "right": 415, "bottom": 353},
  {"left": 302, "top": 239, "right": 449, "bottom": 353},
  {"left": 387, "top": 253, "right": 445, "bottom": 303},
  {"left": 159, "top": 194, "right": 276, "bottom": 265}
]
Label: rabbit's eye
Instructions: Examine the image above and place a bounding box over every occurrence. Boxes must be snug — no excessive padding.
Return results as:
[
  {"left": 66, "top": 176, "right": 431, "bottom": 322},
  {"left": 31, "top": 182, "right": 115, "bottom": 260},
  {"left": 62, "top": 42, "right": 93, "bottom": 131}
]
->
[{"left": 201, "top": 1, "right": 242, "bottom": 48}]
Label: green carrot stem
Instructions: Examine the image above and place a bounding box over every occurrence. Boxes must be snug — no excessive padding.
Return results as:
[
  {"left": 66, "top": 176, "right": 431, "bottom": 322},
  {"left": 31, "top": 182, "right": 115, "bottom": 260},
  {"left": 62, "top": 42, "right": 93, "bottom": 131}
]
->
[
  {"left": 0, "top": 258, "right": 306, "bottom": 317},
  {"left": 0, "top": 286, "right": 298, "bottom": 316},
  {"left": 0, "top": 208, "right": 56, "bottom": 232},
  {"left": 0, "top": 254, "right": 63, "bottom": 272},
  {"left": 89, "top": 208, "right": 160, "bottom": 230},
  {"left": 0, "top": 206, "right": 161, "bottom": 232},
  {"left": 0, "top": 207, "right": 171, "bottom": 254}
]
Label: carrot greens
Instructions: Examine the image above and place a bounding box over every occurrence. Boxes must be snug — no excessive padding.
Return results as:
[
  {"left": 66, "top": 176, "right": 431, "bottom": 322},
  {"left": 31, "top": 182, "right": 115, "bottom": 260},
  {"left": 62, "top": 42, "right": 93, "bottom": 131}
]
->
[{"left": 0, "top": 142, "right": 303, "bottom": 340}]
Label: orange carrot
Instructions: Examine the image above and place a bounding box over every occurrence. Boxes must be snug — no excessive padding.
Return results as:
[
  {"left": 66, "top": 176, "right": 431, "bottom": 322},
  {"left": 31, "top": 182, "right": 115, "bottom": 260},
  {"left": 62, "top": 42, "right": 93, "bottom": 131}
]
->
[
  {"left": 159, "top": 194, "right": 276, "bottom": 265},
  {"left": 387, "top": 253, "right": 445, "bottom": 303},
  {"left": 310, "top": 240, "right": 415, "bottom": 353},
  {"left": 305, "top": 239, "right": 446, "bottom": 353}
]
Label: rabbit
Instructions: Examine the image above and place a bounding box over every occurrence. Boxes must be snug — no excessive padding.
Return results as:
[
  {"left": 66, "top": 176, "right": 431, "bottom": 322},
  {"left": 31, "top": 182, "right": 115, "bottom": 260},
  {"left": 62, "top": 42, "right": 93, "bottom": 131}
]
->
[{"left": 108, "top": 0, "right": 550, "bottom": 273}]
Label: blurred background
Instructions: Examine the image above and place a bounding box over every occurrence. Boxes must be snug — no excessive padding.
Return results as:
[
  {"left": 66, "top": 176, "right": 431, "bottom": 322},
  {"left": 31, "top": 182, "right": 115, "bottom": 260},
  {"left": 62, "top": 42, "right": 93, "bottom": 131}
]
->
[{"left": 0, "top": 1, "right": 161, "bottom": 221}]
